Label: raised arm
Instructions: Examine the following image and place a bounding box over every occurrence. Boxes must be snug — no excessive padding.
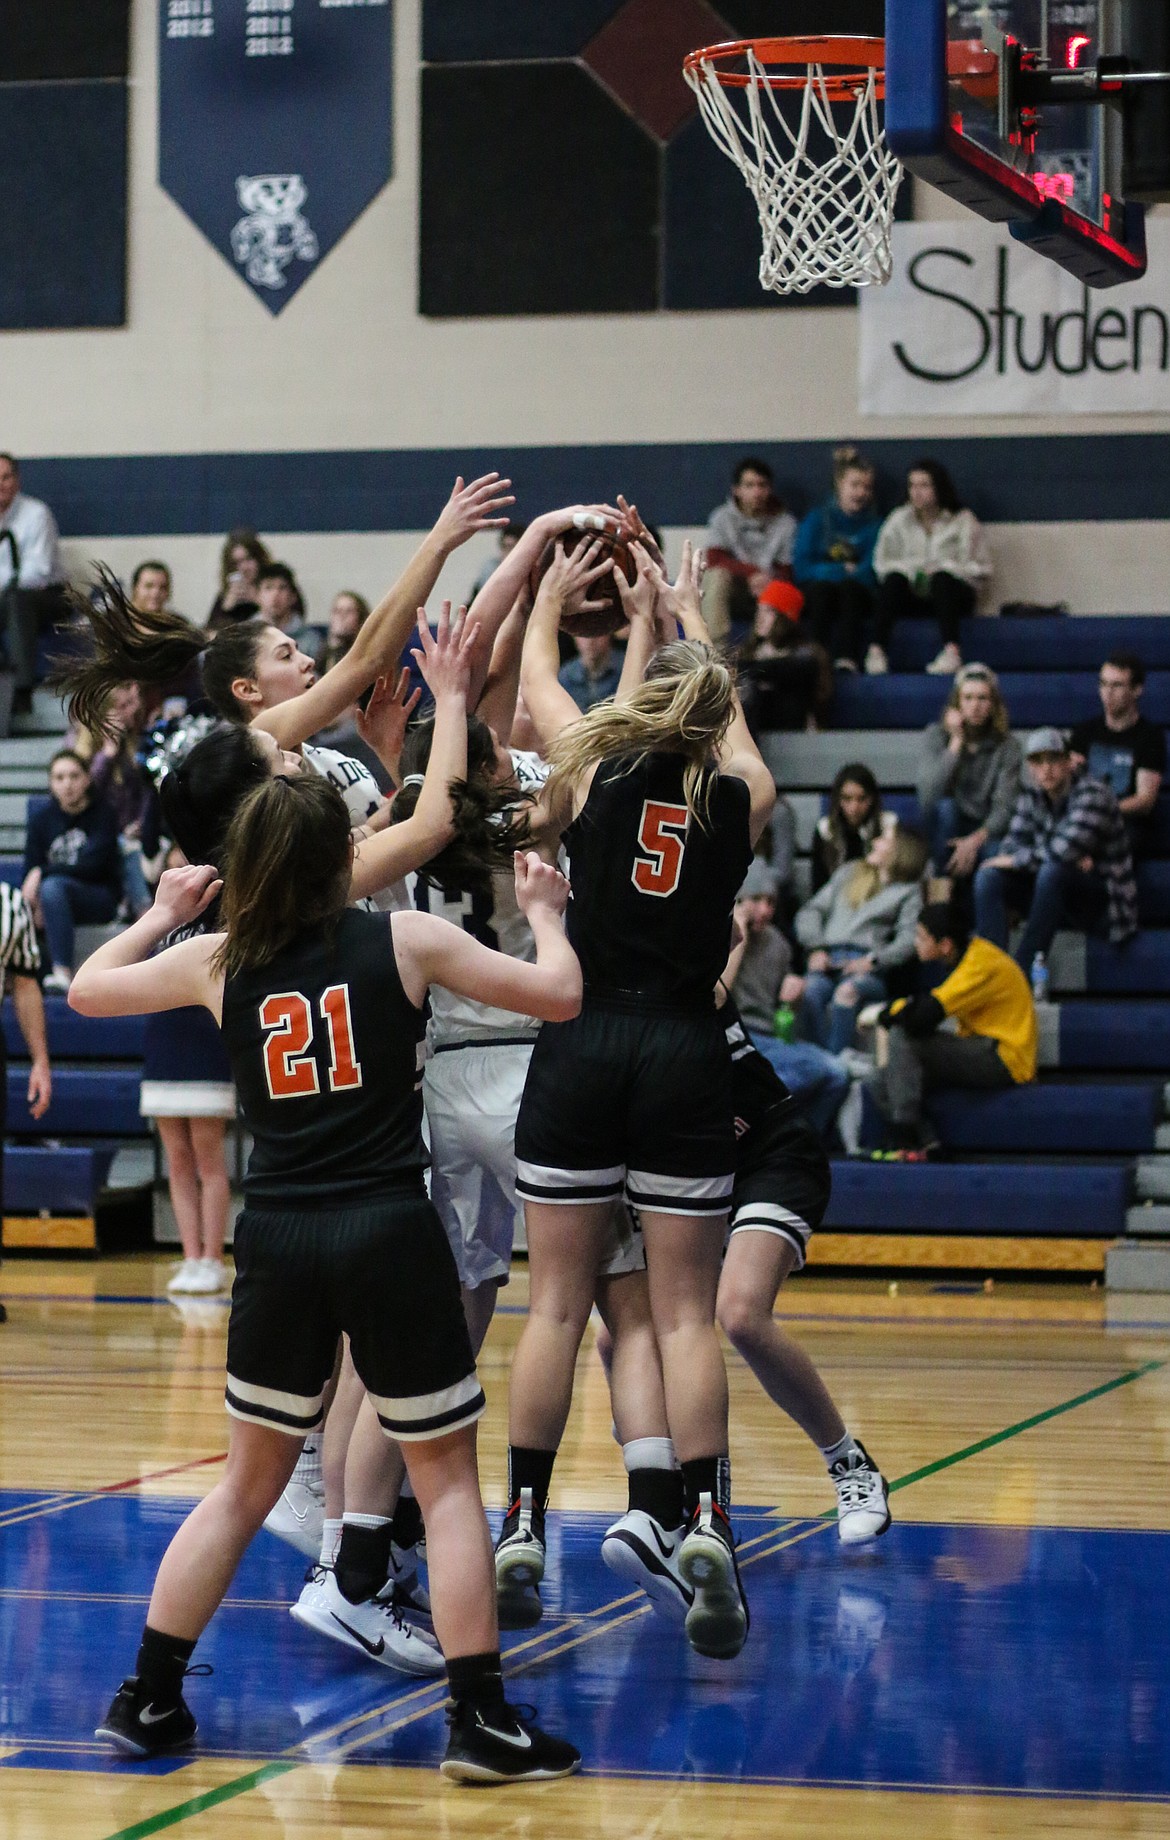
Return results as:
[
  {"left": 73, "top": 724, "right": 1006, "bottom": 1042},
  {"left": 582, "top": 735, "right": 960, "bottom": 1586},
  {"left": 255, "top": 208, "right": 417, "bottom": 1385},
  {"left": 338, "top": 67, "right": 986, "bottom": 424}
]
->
[
  {"left": 519, "top": 539, "right": 614, "bottom": 751},
  {"left": 254, "top": 473, "right": 513, "bottom": 750},
  {"left": 463, "top": 504, "right": 623, "bottom": 706},
  {"left": 473, "top": 590, "right": 530, "bottom": 743},
  {"left": 658, "top": 543, "right": 776, "bottom": 846},
  {"left": 68, "top": 866, "right": 224, "bottom": 1020},
  {"left": 348, "top": 604, "right": 475, "bottom": 902},
  {"left": 392, "top": 851, "right": 582, "bottom": 1020}
]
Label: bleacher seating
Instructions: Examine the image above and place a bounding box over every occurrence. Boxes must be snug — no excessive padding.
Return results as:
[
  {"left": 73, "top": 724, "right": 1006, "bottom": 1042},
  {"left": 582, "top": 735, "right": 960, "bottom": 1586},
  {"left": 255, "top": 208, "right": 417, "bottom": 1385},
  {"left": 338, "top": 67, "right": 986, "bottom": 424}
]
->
[
  {"left": 764, "top": 609, "right": 1170, "bottom": 1273},
  {"left": 0, "top": 692, "right": 153, "bottom": 1249},
  {"left": 1, "top": 619, "right": 1169, "bottom": 1275}
]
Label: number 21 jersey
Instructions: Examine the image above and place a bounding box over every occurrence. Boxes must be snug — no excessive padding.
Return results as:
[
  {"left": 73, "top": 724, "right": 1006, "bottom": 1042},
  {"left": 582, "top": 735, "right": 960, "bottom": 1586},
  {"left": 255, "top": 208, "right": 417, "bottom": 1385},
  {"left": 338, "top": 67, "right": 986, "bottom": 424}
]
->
[{"left": 221, "top": 908, "right": 427, "bottom": 1206}]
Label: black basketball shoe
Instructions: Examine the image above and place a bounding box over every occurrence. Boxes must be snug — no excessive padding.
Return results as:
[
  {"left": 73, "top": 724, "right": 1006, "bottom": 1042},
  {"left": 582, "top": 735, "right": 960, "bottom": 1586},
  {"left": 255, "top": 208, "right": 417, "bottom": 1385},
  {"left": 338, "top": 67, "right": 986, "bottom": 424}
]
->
[
  {"left": 95, "top": 1675, "right": 199, "bottom": 1758},
  {"left": 494, "top": 1486, "right": 546, "bottom": 1629},
  {"left": 441, "top": 1697, "right": 581, "bottom": 1785}
]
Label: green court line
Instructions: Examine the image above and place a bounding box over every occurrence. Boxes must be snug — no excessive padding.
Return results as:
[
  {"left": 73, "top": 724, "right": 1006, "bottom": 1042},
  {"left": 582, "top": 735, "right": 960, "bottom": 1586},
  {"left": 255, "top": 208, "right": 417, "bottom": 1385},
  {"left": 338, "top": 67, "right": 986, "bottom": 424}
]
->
[
  {"left": 96, "top": 1352, "right": 1168, "bottom": 1840},
  {"left": 99, "top": 1762, "right": 298, "bottom": 1839},
  {"left": 887, "top": 1356, "right": 1167, "bottom": 1496}
]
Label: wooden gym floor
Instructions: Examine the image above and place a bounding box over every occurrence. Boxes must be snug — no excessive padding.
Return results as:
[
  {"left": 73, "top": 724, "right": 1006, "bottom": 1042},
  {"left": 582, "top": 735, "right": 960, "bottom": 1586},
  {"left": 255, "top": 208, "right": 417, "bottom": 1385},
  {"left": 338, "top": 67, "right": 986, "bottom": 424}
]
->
[{"left": 1, "top": 1252, "right": 1168, "bottom": 1839}]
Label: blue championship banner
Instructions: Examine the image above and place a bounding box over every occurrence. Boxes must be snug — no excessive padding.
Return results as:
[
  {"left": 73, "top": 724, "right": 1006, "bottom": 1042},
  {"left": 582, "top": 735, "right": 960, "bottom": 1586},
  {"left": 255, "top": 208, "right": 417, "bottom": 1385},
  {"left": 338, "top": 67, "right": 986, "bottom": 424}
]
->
[{"left": 159, "top": 0, "right": 392, "bottom": 314}]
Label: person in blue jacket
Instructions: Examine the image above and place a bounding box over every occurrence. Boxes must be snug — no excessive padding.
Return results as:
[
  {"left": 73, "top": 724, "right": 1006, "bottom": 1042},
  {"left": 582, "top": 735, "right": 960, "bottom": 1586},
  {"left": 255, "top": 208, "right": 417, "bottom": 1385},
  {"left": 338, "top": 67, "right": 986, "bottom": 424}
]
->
[
  {"left": 21, "top": 748, "right": 122, "bottom": 992},
  {"left": 793, "top": 445, "right": 884, "bottom": 675}
]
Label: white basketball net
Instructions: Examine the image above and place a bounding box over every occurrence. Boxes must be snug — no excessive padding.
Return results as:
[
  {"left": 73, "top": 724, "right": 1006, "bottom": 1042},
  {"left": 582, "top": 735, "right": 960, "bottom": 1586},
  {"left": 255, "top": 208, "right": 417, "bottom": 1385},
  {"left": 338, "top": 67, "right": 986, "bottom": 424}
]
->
[{"left": 684, "top": 49, "right": 903, "bottom": 293}]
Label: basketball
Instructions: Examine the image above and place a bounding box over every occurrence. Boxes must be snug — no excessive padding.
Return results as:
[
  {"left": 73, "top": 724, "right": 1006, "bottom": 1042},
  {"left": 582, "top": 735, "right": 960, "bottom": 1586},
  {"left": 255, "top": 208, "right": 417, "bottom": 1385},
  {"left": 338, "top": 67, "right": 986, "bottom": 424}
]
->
[{"left": 530, "top": 525, "right": 638, "bottom": 638}]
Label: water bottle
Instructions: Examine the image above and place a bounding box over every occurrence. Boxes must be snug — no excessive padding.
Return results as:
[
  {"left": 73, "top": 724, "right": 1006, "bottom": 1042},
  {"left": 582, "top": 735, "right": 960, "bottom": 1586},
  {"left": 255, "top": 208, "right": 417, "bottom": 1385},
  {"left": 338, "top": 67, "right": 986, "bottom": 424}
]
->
[
  {"left": 1030, "top": 953, "right": 1049, "bottom": 1005},
  {"left": 773, "top": 1003, "right": 797, "bottom": 1043}
]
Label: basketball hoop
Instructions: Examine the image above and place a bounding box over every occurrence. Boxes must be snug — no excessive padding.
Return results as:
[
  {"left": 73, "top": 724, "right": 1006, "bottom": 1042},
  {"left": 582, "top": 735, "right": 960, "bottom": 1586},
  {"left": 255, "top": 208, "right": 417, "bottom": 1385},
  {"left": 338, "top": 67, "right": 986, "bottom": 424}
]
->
[{"left": 682, "top": 37, "right": 903, "bottom": 294}]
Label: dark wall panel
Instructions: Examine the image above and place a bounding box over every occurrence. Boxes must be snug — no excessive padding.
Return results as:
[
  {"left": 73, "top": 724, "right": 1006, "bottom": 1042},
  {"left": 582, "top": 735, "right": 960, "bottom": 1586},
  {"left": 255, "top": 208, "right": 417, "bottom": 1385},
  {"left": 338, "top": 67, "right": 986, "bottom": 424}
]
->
[
  {"left": 0, "top": 1, "right": 130, "bottom": 82},
  {"left": 0, "top": 83, "right": 127, "bottom": 328},
  {"left": 420, "top": 64, "right": 659, "bottom": 316},
  {"left": 422, "top": 2, "right": 622, "bottom": 64}
]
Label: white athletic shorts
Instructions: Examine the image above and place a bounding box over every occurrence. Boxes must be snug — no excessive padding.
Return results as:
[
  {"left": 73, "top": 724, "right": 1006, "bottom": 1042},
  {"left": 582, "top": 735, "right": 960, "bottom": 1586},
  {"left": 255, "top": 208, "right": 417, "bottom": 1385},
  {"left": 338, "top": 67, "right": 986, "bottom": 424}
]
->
[{"left": 425, "top": 1039, "right": 644, "bottom": 1290}]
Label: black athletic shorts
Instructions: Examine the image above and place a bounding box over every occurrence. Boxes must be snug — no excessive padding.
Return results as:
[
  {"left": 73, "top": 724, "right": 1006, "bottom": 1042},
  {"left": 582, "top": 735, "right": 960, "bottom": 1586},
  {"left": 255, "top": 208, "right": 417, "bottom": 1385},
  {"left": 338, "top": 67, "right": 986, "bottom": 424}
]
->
[
  {"left": 225, "top": 1190, "right": 484, "bottom": 1442},
  {"left": 729, "top": 1101, "right": 832, "bottom": 1270},
  {"left": 515, "top": 1002, "right": 735, "bottom": 1218}
]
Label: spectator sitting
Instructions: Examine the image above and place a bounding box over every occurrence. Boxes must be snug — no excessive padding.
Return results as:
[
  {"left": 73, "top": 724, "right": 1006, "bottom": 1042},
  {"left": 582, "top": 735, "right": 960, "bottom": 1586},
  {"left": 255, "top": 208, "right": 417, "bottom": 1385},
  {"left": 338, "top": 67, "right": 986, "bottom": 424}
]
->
[
  {"left": 256, "top": 562, "right": 322, "bottom": 652},
  {"left": 737, "top": 583, "right": 829, "bottom": 735},
  {"left": 559, "top": 632, "right": 623, "bottom": 712},
  {"left": 727, "top": 859, "right": 849, "bottom": 1139},
  {"left": 207, "top": 526, "right": 270, "bottom": 630},
  {"left": 795, "top": 820, "right": 928, "bottom": 1052},
  {"left": 811, "top": 762, "right": 888, "bottom": 893},
  {"left": 128, "top": 561, "right": 201, "bottom": 724},
  {"left": 974, "top": 726, "right": 1138, "bottom": 971},
  {"left": 763, "top": 791, "right": 799, "bottom": 925},
  {"left": 917, "top": 663, "right": 1022, "bottom": 883},
  {"left": 21, "top": 749, "right": 122, "bottom": 994},
  {"left": 0, "top": 450, "right": 67, "bottom": 713},
  {"left": 1069, "top": 651, "right": 1166, "bottom": 857},
  {"left": 701, "top": 456, "right": 797, "bottom": 643},
  {"left": 70, "top": 683, "right": 160, "bottom": 918},
  {"left": 872, "top": 459, "right": 991, "bottom": 677},
  {"left": 468, "top": 521, "right": 526, "bottom": 601},
  {"left": 131, "top": 559, "right": 173, "bottom": 619},
  {"left": 792, "top": 444, "right": 882, "bottom": 674},
  {"left": 316, "top": 589, "right": 371, "bottom": 677},
  {"left": 864, "top": 902, "right": 1037, "bottom": 1156}
]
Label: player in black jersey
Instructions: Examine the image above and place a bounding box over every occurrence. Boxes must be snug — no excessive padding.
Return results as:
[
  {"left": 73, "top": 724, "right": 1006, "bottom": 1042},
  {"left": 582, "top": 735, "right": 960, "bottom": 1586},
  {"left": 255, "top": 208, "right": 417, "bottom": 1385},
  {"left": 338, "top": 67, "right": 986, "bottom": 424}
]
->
[
  {"left": 497, "top": 539, "right": 775, "bottom": 1660},
  {"left": 72, "top": 771, "right": 584, "bottom": 1784},
  {"left": 596, "top": 992, "right": 889, "bottom": 1622}
]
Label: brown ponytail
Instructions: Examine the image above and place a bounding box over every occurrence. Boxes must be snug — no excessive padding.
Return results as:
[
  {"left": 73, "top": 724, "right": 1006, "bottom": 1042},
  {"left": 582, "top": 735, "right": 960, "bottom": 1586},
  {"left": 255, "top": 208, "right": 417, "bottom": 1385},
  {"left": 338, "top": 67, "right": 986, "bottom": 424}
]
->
[
  {"left": 54, "top": 566, "right": 270, "bottom": 735},
  {"left": 214, "top": 773, "right": 352, "bottom": 977}
]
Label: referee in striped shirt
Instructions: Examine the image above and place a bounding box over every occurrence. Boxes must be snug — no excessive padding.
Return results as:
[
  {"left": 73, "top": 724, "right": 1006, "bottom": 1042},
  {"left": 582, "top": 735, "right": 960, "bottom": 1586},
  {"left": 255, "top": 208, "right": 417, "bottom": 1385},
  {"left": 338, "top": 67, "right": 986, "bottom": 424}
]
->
[{"left": 0, "top": 881, "right": 52, "bottom": 1322}]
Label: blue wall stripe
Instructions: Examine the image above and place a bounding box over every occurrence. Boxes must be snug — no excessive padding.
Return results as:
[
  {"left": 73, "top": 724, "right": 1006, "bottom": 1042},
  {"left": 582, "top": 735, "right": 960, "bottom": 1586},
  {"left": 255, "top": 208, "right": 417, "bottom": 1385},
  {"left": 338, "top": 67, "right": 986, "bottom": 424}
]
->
[{"left": 17, "top": 433, "right": 1170, "bottom": 538}]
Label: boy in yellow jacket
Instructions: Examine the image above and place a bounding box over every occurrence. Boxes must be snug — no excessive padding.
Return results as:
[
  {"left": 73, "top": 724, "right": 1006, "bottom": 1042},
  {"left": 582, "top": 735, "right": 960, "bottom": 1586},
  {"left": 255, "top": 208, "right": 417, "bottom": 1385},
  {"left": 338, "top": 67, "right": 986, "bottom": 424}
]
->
[{"left": 865, "top": 903, "right": 1037, "bottom": 1156}]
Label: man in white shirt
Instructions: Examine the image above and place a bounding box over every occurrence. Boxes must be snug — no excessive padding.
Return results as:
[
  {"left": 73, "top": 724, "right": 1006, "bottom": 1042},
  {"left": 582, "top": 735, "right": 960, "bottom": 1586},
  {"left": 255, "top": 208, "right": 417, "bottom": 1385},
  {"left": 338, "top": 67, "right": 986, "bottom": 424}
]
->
[{"left": 0, "top": 453, "right": 65, "bottom": 711}]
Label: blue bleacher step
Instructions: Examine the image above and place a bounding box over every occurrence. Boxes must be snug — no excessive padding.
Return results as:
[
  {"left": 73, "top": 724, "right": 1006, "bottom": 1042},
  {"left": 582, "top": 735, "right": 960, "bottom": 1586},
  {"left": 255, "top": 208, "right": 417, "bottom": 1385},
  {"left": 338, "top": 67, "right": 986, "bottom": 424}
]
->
[
  {"left": 859, "top": 1079, "right": 1161, "bottom": 1154},
  {"left": 889, "top": 614, "right": 1170, "bottom": 674},
  {"left": 6, "top": 1065, "right": 148, "bottom": 1137},
  {"left": 4, "top": 1144, "right": 116, "bottom": 1214},
  {"left": 833, "top": 672, "right": 1170, "bottom": 731},
  {"left": 926, "top": 1080, "right": 1162, "bottom": 1154},
  {"left": 825, "top": 1158, "right": 1131, "bottom": 1237},
  {"left": 1055, "top": 999, "right": 1170, "bottom": 1069},
  {"left": 3, "top": 1000, "right": 145, "bottom": 1059}
]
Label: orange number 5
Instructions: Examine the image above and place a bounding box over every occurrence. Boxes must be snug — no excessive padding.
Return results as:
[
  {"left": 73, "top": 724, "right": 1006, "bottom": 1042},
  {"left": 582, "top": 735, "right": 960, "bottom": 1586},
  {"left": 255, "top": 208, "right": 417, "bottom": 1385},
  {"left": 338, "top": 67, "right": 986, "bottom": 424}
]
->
[{"left": 632, "top": 800, "right": 688, "bottom": 898}]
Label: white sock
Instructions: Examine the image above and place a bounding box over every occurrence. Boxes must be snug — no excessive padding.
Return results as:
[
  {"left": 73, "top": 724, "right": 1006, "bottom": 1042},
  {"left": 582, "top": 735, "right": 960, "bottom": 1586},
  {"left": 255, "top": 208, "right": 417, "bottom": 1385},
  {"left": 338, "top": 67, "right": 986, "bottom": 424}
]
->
[
  {"left": 820, "top": 1432, "right": 860, "bottom": 1469},
  {"left": 622, "top": 1436, "right": 677, "bottom": 1473},
  {"left": 319, "top": 1518, "right": 343, "bottom": 1567},
  {"left": 342, "top": 1511, "right": 392, "bottom": 1531},
  {"left": 297, "top": 1436, "right": 322, "bottom": 1489}
]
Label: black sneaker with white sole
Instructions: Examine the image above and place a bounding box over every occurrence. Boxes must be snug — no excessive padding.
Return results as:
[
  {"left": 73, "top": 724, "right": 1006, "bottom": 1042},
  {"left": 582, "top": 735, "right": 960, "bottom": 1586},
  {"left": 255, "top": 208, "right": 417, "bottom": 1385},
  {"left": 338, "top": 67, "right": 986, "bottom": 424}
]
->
[
  {"left": 494, "top": 1487, "right": 546, "bottom": 1629},
  {"left": 678, "top": 1493, "right": 750, "bottom": 1660},
  {"left": 440, "top": 1698, "right": 581, "bottom": 1785},
  {"left": 95, "top": 1672, "right": 205, "bottom": 1757},
  {"left": 600, "top": 1509, "right": 693, "bottom": 1622}
]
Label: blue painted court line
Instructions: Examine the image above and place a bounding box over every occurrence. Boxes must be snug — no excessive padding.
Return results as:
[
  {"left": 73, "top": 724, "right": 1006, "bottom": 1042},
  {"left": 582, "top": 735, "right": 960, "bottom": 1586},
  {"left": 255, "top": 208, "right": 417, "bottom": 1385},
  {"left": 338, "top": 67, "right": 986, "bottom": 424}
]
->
[{"left": 2, "top": 1490, "right": 1168, "bottom": 1801}]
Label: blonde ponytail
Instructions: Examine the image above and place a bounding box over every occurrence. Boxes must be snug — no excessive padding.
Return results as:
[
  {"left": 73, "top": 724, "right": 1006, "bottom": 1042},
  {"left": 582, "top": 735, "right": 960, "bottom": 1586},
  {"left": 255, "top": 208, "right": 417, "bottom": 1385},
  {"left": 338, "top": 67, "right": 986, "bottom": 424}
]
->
[{"left": 544, "top": 640, "right": 736, "bottom": 830}]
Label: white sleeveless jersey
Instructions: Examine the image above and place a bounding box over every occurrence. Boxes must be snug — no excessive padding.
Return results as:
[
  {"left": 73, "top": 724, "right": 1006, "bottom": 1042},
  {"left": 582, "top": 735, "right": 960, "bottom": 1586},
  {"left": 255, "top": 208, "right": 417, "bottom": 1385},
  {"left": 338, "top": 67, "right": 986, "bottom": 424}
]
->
[
  {"left": 415, "top": 750, "right": 550, "bottom": 1047},
  {"left": 302, "top": 741, "right": 401, "bottom": 913}
]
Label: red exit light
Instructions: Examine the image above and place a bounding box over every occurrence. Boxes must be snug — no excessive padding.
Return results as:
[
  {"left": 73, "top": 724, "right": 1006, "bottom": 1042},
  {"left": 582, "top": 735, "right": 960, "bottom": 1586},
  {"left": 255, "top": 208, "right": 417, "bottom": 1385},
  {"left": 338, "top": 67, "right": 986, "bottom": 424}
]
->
[{"left": 1066, "top": 33, "right": 1092, "bottom": 69}]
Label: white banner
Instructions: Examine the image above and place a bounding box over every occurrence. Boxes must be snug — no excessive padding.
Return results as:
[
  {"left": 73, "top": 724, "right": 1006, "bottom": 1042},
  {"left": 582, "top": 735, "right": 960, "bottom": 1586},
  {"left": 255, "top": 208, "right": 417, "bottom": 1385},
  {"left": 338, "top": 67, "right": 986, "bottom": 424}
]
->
[{"left": 859, "top": 220, "right": 1170, "bottom": 415}]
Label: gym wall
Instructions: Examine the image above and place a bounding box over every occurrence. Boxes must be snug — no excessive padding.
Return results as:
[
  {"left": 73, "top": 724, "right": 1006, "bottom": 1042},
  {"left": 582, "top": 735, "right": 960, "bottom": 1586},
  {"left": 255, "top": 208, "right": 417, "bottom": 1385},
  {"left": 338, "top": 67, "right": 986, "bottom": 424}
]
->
[{"left": 1, "top": 0, "right": 1167, "bottom": 625}]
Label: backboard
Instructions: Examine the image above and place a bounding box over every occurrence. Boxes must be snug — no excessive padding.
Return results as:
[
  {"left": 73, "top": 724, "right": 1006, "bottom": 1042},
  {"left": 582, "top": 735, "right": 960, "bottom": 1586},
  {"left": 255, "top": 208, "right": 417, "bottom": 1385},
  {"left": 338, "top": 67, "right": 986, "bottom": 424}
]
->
[{"left": 886, "top": 0, "right": 1149, "bottom": 285}]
